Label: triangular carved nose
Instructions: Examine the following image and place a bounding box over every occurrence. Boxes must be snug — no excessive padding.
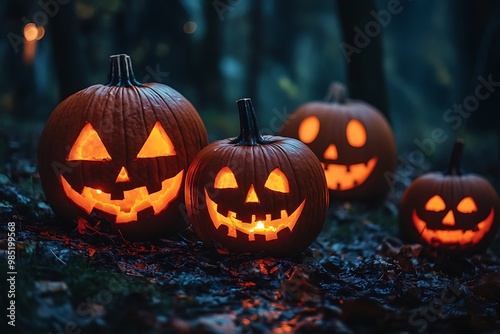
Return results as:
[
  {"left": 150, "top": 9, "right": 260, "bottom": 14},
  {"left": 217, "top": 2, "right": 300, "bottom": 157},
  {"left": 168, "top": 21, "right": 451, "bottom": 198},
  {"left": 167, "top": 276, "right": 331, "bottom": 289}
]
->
[
  {"left": 245, "top": 185, "right": 260, "bottom": 203},
  {"left": 115, "top": 166, "right": 131, "bottom": 183},
  {"left": 324, "top": 144, "right": 338, "bottom": 160},
  {"left": 442, "top": 210, "right": 455, "bottom": 226}
]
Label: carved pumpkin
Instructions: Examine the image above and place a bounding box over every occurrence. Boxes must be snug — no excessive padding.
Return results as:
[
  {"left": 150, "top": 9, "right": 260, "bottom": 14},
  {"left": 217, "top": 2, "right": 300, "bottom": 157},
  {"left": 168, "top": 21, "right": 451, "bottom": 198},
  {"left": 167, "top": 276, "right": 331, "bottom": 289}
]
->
[
  {"left": 399, "top": 139, "right": 499, "bottom": 254},
  {"left": 185, "top": 98, "right": 328, "bottom": 256},
  {"left": 279, "top": 82, "right": 397, "bottom": 201},
  {"left": 38, "top": 54, "right": 208, "bottom": 238}
]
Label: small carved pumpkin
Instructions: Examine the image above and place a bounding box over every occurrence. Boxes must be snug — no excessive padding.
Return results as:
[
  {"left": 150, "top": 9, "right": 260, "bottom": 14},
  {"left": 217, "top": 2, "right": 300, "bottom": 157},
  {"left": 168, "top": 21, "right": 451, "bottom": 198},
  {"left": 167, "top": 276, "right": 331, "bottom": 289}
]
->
[
  {"left": 185, "top": 98, "right": 328, "bottom": 256},
  {"left": 38, "top": 54, "right": 208, "bottom": 238},
  {"left": 280, "top": 82, "right": 397, "bottom": 201},
  {"left": 399, "top": 139, "right": 499, "bottom": 254}
]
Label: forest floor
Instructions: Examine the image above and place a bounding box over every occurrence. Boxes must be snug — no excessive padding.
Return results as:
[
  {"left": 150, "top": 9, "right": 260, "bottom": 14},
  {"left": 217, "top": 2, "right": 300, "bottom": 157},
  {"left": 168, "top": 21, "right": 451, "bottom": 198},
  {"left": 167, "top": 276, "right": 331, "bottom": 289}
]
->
[
  {"left": 1, "top": 172, "right": 500, "bottom": 334},
  {"left": 0, "top": 122, "right": 499, "bottom": 333}
]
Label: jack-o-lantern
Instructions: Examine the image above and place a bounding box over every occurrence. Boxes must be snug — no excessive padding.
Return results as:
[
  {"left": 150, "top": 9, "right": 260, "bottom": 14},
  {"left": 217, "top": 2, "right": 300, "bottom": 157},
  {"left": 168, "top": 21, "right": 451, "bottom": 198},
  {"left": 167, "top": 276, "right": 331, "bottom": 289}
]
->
[
  {"left": 399, "top": 139, "right": 499, "bottom": 255},
  {"left": 279, "top": 82, "right": 397, "bottom": 201},
  {"left": 38, "top": 54, "right": 208, "bottom": 238},
  {"left": 185, "top": 98, "right": 328, "bottom": 256}
]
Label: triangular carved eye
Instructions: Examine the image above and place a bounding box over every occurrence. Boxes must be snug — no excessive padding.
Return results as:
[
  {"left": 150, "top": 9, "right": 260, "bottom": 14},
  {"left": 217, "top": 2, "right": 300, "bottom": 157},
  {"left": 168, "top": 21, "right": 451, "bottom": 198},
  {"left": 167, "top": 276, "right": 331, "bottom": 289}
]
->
[
  {"left": 214, "top": 167, "right": 238, "bottom": 189},
  {"left": 457, "top": 197, "right": 478, "bottom": 213},
  {"left": 67, "top": 122, "right": 112, "bottom": 161},
  {"left": 425, "top": 195, "right": 446, "bottom": 212},
  {"left": 264, "top": 168, "right": 289, "bottom": 193},
  {"left": 136, "top": 122, "right": 176, "bottom": 158}
]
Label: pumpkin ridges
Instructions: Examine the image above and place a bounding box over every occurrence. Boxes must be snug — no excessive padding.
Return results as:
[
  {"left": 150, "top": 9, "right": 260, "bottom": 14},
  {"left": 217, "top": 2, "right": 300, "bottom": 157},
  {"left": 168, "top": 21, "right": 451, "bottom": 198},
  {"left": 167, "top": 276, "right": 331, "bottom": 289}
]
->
[
  {"left": 38, "top": 54, "right": 208, "bottom": 238},
  {"left": 144, "top": 84, "right": 208, "bottom": 166},
  {"left": 186, "top": 98, "right": 327, "bottom": 255},
  {"left": 398, "top": 140, "right": 499, "bottom": 255},
  {"left": 186, "top": 138, "right": 327, "bottom": 255},
  {"left": 280, "top": 87, "right": 396, "bottom": 201}
]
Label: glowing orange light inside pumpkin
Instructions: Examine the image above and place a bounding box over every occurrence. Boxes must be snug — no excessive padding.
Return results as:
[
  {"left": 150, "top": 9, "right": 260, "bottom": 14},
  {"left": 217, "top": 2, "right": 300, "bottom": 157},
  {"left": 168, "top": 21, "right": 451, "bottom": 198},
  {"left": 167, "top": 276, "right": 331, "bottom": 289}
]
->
[
  {"left": 298, "top": 116, "right": 320, "bottom": 144},
  {"left": 264, "top": 168, "right": 289, "bottom": 193},
  {"left": 115, "top": 166, "right": 131, "bottom": 183},
  {"left": 205, "top": 188, "right": 306, "bottom": 241},
  {"left": 205, "top": 167, "right": 304, "bottom": 241},
  {"left": 136, "top": 122, "right": 176, "bottom": 158},
  {"left": 346, "top": 119, "right": 366, "bottom": 147},
  {"left": 62, "top": 121, "right": 183, "bottom": 223},
  {"left": 442, "top": 210, "right": 455, "bottom": 226},
  {"left": 61, "top": 171, "right": 183, "bottom": 223},
  {"left": 214, "top": 167, "right": 238, "bottom": 189},
  {"left": 425, "top": 195, "right": 446, "bottom": 212},
  {"left": 322, "top": 157, "right": 377, "bottom": 191},
  {"left": 457, "top": 197, "right": 478, "bottom": 213},
  {"left": 67, "top": 123, "right": 112, "bottom": 161},
  {"left": 412, "top": 209, "right": 495, "bottom": 245},
  {"left": 323, "top": 144, "right": 338, "bottom": 160},
  {"left": 245, "top": 185, "right": 260, "bottom": 203}
]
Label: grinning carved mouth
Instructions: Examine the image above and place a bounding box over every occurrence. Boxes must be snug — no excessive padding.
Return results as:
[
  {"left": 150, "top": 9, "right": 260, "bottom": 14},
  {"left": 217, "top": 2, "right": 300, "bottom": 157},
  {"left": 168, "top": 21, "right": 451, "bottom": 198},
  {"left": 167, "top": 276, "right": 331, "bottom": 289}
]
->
[
  {"left": 60, "top": 170, "right": 183, "bottom": 223},
  {"left": 205, "top": 189, "right": 305, "bottom": 241},
  {"left": 412, "top": 209, "right": 495, "bottom": 246},
  {"left": 321, "top": 157, "right": 377, "bottom": 191}
]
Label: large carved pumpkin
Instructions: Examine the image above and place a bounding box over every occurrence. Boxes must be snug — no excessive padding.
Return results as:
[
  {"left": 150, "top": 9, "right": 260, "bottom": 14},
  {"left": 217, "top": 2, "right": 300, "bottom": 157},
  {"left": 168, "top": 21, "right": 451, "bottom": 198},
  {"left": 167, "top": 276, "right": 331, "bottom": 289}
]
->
[
  {"left": 185, "top": 98, "right": 328, "bottom": 256},
  {"left": 280, "top": 82, "right": 397, "bottom": 201},
  {"left": 38, "top": 54, "right": 208, "bottom": 238},
  {"left": 399, "top": 139, "right": 499, "bottom": 255}
]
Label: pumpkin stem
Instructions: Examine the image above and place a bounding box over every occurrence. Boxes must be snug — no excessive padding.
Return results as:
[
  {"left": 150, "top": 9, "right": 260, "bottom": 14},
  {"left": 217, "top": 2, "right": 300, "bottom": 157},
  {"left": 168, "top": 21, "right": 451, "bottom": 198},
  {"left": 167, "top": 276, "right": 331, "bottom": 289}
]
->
[
  {"left": 106, "top": 54, "right": 143, "bottom": 87},
  {"left": 325, "top": 82, "right": 347, "bottom": 104},
  {"left": 447, "top": 138, "right": 465, "bottom": 176},
  {"left": 230, "top": 98, "right": 273, "bottom": 146}
]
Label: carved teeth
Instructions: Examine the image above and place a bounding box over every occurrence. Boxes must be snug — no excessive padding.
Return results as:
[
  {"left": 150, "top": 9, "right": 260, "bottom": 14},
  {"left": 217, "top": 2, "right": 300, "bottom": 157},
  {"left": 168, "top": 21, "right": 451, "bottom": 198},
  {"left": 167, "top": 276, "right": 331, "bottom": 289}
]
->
[{"left": 205, "top": 189, "right": 306, "bottom": 242}]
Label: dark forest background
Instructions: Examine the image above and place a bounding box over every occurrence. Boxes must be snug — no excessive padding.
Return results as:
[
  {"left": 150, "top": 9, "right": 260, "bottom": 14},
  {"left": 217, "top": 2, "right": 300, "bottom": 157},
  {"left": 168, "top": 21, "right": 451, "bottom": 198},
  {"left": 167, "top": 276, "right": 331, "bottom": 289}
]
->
[{"left": 1, "top": 0, "right": 500, "bottom": 180}]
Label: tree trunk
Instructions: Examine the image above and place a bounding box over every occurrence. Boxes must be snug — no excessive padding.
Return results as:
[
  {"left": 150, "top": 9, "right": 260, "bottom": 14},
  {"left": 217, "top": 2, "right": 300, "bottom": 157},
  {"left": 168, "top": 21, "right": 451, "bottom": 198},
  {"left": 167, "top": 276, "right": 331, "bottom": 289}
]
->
[
  {"left": 49, "top": 1, "right": 89, "bottom": 100},
  {"left": 336, "top": 0, "right": 390, "bottom": 121}
]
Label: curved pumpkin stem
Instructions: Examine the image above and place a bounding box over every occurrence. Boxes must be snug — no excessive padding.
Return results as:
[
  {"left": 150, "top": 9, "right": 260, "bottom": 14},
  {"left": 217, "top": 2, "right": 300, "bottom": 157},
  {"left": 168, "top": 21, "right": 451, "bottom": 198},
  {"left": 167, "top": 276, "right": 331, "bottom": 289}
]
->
[
  {"left": 447, "top": 138, "right": 465, "bottom": 176},
  {"left": 230, "top": 98, "right": 273, "bottom": 146},
  {"left": 325, "top": 82, "right": 347, "bottom": 104},
  {"left": 106, "top": 54, "right": 143, "bottom": 87}
]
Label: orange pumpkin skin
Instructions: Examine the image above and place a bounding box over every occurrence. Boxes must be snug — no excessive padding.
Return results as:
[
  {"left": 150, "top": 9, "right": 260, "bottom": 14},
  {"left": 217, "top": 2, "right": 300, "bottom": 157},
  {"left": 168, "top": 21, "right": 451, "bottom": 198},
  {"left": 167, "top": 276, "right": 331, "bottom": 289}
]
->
[
  {"left": 38, "top": 54, "right": 208, "bottom": 239},
  {"left": 399, "top": 139, "right": 500, "bottom": 255},
  {"left": 185, "top": 99, "right": 328, "bottom": 256},
  {"left": 279, "top": 83, "right": 396, "bottom": 201}
]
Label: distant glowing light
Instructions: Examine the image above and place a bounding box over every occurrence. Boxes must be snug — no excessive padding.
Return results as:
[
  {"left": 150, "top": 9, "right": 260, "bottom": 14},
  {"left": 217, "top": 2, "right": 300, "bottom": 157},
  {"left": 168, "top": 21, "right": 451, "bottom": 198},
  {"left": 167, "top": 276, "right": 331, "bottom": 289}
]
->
[
  {"left": 96, "top": 189, "right": 102, "bottom": 195},
  {"left": 255, "top": 221, "right": 265, "bottom": 229},
  {"left": 24, "top": 23, "right": 38, "bottom": 42},
  {"left": 23, "top": 23, "right": 45, "bottom": 42},
  {"left": 183, "top": 21, "right": 197, "bottom": 34}
]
